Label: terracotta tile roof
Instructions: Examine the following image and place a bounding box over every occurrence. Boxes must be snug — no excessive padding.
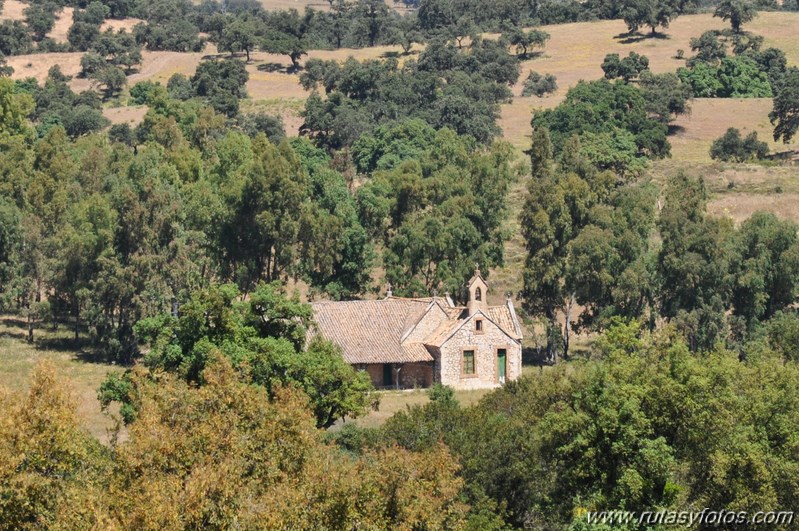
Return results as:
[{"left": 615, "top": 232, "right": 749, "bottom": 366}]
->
[
  {"left": 425, "top": 318, "right": 463, "bottom": 347},
  {"left": 311, "top": 299, "right": 435, "bottom": 364},
  {"left": 487, "top": 306, "right": 523, "bottom": 340},
  {"left": 312, "top": 297, "right": 522, "bottom": 364}
]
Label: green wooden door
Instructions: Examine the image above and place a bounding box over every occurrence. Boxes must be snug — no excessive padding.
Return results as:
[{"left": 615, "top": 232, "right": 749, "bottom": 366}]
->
[{"left": 497, "top": 349, "right": 507, "bottom": 383}]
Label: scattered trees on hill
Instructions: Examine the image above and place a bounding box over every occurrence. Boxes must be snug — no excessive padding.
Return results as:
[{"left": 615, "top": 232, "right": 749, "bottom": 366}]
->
[
  {"left": 24, "top": 3, "right": 57, "bottom": 42},
  {"left": 710, "top": 127, "right": 768, "bottom": 161},
  {"left": 299, "top": 38, "right": 519, "bottom": 149},
  {"left": 523, "top": 71, "right": 797, "bottom": 359}
]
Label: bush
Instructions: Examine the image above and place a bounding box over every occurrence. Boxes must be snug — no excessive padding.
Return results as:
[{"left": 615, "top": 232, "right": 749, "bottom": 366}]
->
[
  {"left": 710, "top": 127, "right": 769, "bottom": 162},
  {"left": 237, "top": 112, "right": 285, "bottom": 143},
  {"left": 166, "top": 73, "right": 193, "bottom": 100},
  {"left": 128, "top": 80, "right": 161, "bottom": 104},
  {"left": 61, "top": 104, "right": 110, "bottom": 137},
  {"left": 428, "top": 383, "right": 458, "bottom": 404},
  {"left": 521, "top": 71, "right": 558, "bottom": 97},
  {"left": 601, "top": 51, "right": 649, "bottom": 81}
]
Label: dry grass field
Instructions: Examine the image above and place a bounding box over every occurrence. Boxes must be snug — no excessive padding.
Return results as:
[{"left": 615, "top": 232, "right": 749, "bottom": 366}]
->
[
  {"left": 4, "top": 3, "right": 798, "bottom": 159},
  {"left": 651, "top": 160, "right": 799, "bottom": 223},
  {"left": 0, "top": 0, "right": 26, "bottom": 20},
  {"left": 500, "top": 11, "right": 799, "bottom": 152},
  {"left": 668, "top": 98, "right": 799, "bottom": 162},
  {"left": 103, "top": 104, "right": 148, "bottom": 125},
  {"left": 0, "top": 316, "right": 123, "bottom": 442}
]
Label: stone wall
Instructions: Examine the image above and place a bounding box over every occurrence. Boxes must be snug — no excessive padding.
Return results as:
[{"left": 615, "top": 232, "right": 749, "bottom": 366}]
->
[
  {"left": 362, "top": 362, "right": 433, "bottom": 389},
  {"left": 363, "top": 364, "right": 385, "bottom": 388},
  {"left": 438, "top": 313, "right": 522, "bottom": 390},
  {"left": 399, "top": 362, "right": 433, "bottom": 388}
]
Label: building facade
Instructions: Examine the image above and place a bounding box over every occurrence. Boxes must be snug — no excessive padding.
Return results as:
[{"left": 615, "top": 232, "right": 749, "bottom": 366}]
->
[{"left": 311, "top": 269, "right": 523, "bottom": 390}]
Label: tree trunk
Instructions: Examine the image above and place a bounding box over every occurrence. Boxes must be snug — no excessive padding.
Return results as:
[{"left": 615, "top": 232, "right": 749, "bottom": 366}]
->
[
  {"left": 545, "top": 314, "right": 560, "bottom": 364},
  {"left": 27, "top": 301, "right": 34, "bottom": 343},
  {"left": 563, "top": 292, "right": 575, "bottom": 361}
]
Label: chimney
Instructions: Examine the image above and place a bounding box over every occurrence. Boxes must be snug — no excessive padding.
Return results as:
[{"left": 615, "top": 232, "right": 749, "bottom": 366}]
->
[{"left": 386, "top": 283, "right": 393, "bottom": 298}]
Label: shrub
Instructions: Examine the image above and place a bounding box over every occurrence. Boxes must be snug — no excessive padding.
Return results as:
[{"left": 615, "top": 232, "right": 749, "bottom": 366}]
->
[
  {"left": 601, "top": 51, "right": 649, "bottom": 81},
  {"left": 428, "top": 383, "right": 458, "bottom": 404},
  {"left": 521, "top": 71, "right": 558, "bottom": 97},
  {"left": 709, "top": 127, "right": 769, "bottom": 162}
]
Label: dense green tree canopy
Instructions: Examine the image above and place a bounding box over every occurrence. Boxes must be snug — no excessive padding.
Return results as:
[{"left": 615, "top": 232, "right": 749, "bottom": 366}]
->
[
  {"left": 300, "top": 39, "right": 519, "bottom": 149},
  {"left": 104, "top": 281, "right": 377, "bottom": 428},
  {"left": 373, "top": 320, "right": 799, "bottom": 528},
  {"left": 532, "top": 79, "right": 671, "bottom": 160}
]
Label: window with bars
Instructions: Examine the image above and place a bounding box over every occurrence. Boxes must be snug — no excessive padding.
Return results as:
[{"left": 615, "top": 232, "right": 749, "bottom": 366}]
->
[{"left": 463, "top": 349, "right": 475, "bottom": 375}]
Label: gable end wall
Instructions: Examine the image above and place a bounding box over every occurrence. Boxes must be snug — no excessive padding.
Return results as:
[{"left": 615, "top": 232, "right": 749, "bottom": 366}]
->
[{"left": 438, "top": 316, "right": 521, "bottom": 389}]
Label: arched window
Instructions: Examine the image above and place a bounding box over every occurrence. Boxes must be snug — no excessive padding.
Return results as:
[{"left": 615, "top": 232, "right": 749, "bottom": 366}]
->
[{"left": 475, "top": 287, "right": 482, "bottom": 301}]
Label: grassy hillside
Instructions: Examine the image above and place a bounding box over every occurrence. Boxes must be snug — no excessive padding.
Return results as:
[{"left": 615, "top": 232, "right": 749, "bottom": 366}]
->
[
  {"left": 499, "top": 12, "right": 799, "bottom": 153},
  {"left": 4, "top": 8, "right": 798, "bottom": 159},
  {"left": 0, "top": 316, "right": 122, "bottom": 441}
]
